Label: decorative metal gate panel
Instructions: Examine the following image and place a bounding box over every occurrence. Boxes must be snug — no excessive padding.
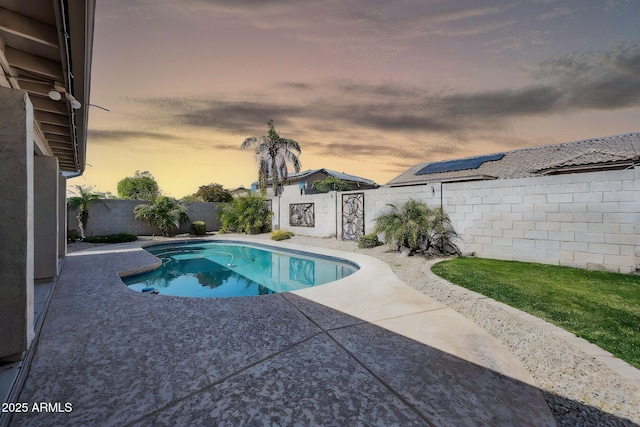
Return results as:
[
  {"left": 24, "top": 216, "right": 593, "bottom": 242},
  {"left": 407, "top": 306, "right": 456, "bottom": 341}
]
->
[
  {"left": 342, "top": 193, "right": 364, "bottom": 241},
  {"left": 290, "top": 203, "right": 315, "bottom": 227}
]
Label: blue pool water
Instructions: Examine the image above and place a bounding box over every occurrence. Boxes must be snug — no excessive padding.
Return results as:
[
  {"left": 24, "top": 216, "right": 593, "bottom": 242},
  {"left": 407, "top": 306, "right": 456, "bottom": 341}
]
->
[{"left": 123, "top": 241, "right": 358, "bottom": 298}]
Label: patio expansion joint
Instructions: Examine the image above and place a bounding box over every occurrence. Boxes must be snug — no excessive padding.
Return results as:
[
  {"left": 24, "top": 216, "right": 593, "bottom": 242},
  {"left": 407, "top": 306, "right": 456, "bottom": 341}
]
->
[
  {"left": 324, "top": 328, "right": 437, "bottom": 427},
  {"left": 281, "top": 294, "right": 440, "bottom": 426},
  {"left": 121, "top": 331, "right": 324, "bottom": 427},
  {"left": 369, "top": 305, "right": 450, "bottom": 325}
]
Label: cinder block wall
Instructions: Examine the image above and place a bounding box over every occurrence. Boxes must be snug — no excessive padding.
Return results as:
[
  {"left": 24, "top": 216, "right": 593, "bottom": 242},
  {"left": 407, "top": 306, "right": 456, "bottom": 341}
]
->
[
  {"left": 68, "top": 200, "right": 221, "bottom": 237},
  {"left": 274, "top": 167, "right": 639, "bottom": 273},
  {"left": 443, "top": 168, "right": 639, "bottom": 273}
]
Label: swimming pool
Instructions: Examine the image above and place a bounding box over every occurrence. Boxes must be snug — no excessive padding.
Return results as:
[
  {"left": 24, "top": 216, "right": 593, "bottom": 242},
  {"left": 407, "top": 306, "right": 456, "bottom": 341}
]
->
[{"left": 123, "top": 241, "right": 359, "bottom": 298}]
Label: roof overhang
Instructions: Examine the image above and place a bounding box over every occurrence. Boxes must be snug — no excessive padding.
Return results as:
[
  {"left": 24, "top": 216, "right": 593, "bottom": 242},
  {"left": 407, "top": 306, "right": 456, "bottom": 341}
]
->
[{"left": 0, "top": 0, "right": 95, "bottom": 176}]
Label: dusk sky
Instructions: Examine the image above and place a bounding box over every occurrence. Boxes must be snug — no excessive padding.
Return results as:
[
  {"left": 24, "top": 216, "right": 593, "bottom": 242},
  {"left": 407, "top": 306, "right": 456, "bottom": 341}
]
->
[{"left": 76, "top": 0, "right": 640, "bottom": 198}]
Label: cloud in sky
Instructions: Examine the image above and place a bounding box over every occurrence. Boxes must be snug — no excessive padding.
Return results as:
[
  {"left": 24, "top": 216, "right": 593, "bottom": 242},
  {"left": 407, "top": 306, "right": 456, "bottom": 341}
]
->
[
  {"left": 84, "top": 0, "right": 640, "bottom": 196},
  {"left": 128, "top": 42, "right": 640, "bottom": 139},
  {"left": 88, "top": 129, "right": 179, "bottom": 143},
  {"left": 533, "top": 43, "right": 640, "bottom": 110}
]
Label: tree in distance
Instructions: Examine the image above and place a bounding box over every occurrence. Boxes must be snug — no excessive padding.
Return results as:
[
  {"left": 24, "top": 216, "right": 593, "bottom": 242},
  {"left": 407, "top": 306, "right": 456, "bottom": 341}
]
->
[
  {"left": 117, "top": 171, "right": 160, "bottom": 201},
  {"left": 241, "top": 119, "right": 301, "bottom": 195},
  {"left": 188, "top": 183, "right": 233, "bottom": 202},
  {"left": 312, "top": 176, "right": 351, "bottom": 193}
]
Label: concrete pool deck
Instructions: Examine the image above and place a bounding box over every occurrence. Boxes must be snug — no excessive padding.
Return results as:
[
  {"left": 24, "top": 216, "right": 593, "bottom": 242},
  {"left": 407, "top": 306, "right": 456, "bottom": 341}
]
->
[{"left": 8, "top": 236, "right": 555, "bottom": 426}]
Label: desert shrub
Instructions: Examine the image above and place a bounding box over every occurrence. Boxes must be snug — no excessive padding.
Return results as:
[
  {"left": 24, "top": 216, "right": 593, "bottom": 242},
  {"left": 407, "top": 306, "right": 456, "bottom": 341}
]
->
[
  {"left": 190, "top": 220, "right": 206, "bottom": 236},
  {"left": 271, "top": 230, "right": 294, "bottom": 241},
  {"left": 358, "top": 233, "right": 383, "bottom": 249},
  {"left": 133, "top": 196, "right": 190, "bottom": 237},
  {"left": 374, "top": 198, "right": 460, "bottom": 256},
  {"left": 83, "top": 232, "right": 137, "bottom": 243},
  {"left": 219, "top": 192, "right": 273, "bottom": 234}
]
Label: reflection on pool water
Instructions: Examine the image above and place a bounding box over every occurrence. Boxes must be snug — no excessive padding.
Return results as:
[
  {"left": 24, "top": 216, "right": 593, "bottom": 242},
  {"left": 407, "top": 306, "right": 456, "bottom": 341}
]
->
[{"left": 123, "top": 241, "right": 358, "bottom": 298}]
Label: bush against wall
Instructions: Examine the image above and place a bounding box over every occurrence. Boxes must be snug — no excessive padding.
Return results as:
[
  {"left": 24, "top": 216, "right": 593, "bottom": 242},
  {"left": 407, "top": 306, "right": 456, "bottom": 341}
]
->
[
  {"left": 272, "top": 230, "right": 294, "bottom": 241},
  {"left": 190, "top": 221, "right": 207, "bottom": 236},
  {"left": 83, "top": 232, "right": 137, "bottom": 243},
  {"left": 358, "top": 233, "right": 383, "bottom": 249},
  {"left": 374, "top": 198, "right": 459, "bottom": 256},
  {"left": 219, "top": 192, "right": 273, "bottom": 234},
  {"left": 134, "top": 196, "right": 190, "bottom": 237}
]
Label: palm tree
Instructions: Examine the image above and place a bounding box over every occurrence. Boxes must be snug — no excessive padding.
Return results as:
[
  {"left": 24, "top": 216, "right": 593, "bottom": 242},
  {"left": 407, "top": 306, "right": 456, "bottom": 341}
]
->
[
  {"left": 241, "top": 119, "right": 301, "bottom": 195},
  {"left": 67, "top": 186, "right": 108, "bottom": 240},
  {"left": 134, "top": 196, "right": 190, "bottom": 237}
]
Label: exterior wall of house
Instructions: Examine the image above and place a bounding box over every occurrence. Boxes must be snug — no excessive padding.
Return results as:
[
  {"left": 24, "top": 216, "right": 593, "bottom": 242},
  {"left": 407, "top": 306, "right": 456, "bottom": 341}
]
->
[
  {"left": 285, "top": 170, "right": 325, "bottom": 189},
  {"left": 273, "top": 167, "right": 639, "bottom": 273},
  {"left": 0, "top": 88, "right": 35, "bottom": 359},
  {"left": 34, "top": 156, "right": 60, "bottom": 280},
  {"left": 58, "top": 175, "right": 68, "bottom": 258},
  {"left": 67, "top": 200, "right": 222, "bottom": 237}
]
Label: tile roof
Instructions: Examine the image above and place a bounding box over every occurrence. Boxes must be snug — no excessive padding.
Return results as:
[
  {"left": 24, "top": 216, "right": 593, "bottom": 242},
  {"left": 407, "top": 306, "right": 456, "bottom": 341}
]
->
[
  {"left": 253, "top": 168, "right": 378, "bottom": 187},
  {"left": 387, "top": 133, "right": 640, "bottom": 187},
  {"left": 287, "top": 168, "right": 378, "bottom": 186}
]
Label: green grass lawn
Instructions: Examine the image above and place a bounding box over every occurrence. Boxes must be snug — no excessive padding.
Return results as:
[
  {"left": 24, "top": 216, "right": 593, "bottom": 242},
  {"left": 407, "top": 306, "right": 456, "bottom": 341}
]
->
[{"left": 431, "top": 257, "right": 640, "bottom": 370}]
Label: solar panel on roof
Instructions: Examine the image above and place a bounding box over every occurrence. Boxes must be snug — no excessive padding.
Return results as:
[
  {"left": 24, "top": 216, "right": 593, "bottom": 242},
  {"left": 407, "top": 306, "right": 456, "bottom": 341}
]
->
[{"left": 415, "top": 153, "right": 505, "bottom": 175}]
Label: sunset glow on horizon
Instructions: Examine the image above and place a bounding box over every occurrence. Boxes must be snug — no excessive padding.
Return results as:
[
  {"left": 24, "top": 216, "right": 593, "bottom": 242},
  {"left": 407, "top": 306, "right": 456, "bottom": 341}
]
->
[{"left": 76, "top": 0, "right": 640, "bottom": 198}]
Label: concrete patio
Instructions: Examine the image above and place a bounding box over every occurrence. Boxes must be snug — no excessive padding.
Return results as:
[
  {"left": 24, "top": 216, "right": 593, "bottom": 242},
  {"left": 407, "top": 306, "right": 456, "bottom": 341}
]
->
[{"left": 8, "top": 237, "right": 555, "bottom": 426}]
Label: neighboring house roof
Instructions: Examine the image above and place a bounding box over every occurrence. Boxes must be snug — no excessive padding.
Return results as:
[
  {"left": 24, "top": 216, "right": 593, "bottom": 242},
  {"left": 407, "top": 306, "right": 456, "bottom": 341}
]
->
[
  {"left": 255, "top": 168, "right": 378, "bottom": 187},
  {"left": 388, "top": 133, "right": 640, "bottom": 187},
  {"left": 287, "top": 168, "right": 378, "bottom": 186}
]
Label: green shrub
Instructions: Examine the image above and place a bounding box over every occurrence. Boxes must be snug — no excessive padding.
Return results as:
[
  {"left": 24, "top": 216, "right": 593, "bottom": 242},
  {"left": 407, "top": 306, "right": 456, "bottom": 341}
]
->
[
  {"left": 374, "top": 198, "right": 460, "bottom": 255},
  {"left": 190, "top": 220, "right": 206, "bottom": 236},
  {"left": 133, "top": 196, "right": 190, "bottom": 237},
  {"left": 83, "top": 232, "right": 138, "bottom": 243},
  {"left": 358, "top": 233, "right": 382, "bottom": 249},
  {"left": 312, "top": 176, "right": 351, "bottom": 193},
  {"left": 219, "top": 192, "right": 273, "bottom": 234},
  {"left": 67, "top": 229, "right": 80, "bottom": 242},
  {"left": 271, "top": 230, "right": 294, "bottom": 241}
]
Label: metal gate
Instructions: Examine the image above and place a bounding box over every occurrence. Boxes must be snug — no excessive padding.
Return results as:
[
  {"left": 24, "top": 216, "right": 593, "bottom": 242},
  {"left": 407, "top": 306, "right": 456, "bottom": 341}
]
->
[{"left": 341, "top": 193, "right": 364, "bottom": 241}]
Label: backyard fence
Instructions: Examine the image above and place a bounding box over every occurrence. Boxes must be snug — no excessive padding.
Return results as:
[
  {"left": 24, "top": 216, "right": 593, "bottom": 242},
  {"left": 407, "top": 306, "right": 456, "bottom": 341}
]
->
[
  {"left": 272, "top": 167, "right": 640, "bottom": 274},
  {"left": 67, "top": 167, "right": 639, "bottom": 273},
  {"left": 67, "top": 199, "right": 221, "bottom": 237}
]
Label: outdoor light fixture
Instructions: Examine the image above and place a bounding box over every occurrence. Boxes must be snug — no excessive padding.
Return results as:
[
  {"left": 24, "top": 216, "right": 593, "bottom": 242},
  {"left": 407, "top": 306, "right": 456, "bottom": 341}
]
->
[
  {"left": 65, "top": 93, "right": 82, "bottom": 109},
  {"left": 47, "top": 83, "right": 81, "bottom": 109},
  {"left": 48, "top": 83, "right": 66, "bottom": 100},
  {"left": 48, "top": 89, "right": 62, "bottom": 100}
]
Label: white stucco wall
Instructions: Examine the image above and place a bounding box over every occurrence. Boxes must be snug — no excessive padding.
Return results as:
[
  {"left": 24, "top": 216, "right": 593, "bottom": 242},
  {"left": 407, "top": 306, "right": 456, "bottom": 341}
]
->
[
  {"left": 272, "top": 167, "right": 639, "bottom": 273},
  {"left": 276, "top": 189, "right": 340, "bottom": 237}
]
